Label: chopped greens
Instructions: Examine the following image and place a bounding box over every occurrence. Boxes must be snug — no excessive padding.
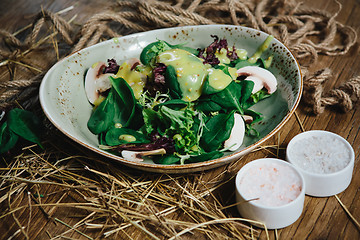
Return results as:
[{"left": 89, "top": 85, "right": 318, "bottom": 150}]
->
[{"left": 85, "top": 35, "right": 276, "bottom": 164}]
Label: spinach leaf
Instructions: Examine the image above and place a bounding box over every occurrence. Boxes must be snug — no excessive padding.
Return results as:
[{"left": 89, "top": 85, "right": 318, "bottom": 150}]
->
[
  {"left": 195, "top": 98, "right": 223, "bottom": 113},
  {"left": 187, "top": 151, "right": 224, "bottom": 163},
  {"left": 140, "top": 40, "right": 198, "bottom": 66},
  {"left": 140, "top": 41, "right": 172, "bottom": 65},
  {"left": 87, "top": 77, "right": 136, "bottom": 135},
  {"left": 128, "top": 103, "right": 144, "bottom": 130},
  {"left": 153, "top": 154, "right": 181, "bottom": 165},
  {"left": 87, "top": 90, "right": 116, "bottom": 134},
  {"left": 213, "top": 64, "right": 232, "bottom": 77},
  {"left": 0, "top": 121, "right": 19, "bottom": 154},
  {"left": 238, "top": 80, "right": 255, "bottom": 106},
  {"left": 200, "top": 112, "right": 234, "bottom": 152},
  {"left": 196, "top": 81, "right": 249, "bottom": 113},
  {"left": 209, "top": 81, "right": 244, "bottom": 114},
  {"left": 105, "top": 127, "right": 149, "bottom": 146},
  {"left": 201, "top": 78, "right": 219, "bottom": 96},
  {"left": 165, "top": 65, "right": 182, "bottom": 99},
  {"left": 110, "top": 76, "right": 137, "bottom": 124},
  {"left": 8, "top": 108, "right": 43, "bottom": 148},
  {"left": 98, "top": 132, "right": 107, "bottom": 145},
  {"left": 168, "top": 43, "right": 198, "bottom": 55}
]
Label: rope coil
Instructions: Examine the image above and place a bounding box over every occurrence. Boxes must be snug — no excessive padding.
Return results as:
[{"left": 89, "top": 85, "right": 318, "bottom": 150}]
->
[{"left": 0, "top": 0, "right": 358, "bottom": 113}]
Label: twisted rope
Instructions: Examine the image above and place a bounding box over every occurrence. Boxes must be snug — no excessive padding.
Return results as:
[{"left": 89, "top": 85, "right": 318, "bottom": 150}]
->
[{"left": 0, "top": 0, "right": 359, "bottom": 114}]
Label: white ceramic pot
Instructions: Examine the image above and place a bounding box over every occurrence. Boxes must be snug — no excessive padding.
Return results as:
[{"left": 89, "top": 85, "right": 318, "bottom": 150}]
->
[
  {"left": 235, "top": 158, "right": 305, "bottom": 229},
  {"left": 286, "top": 130, "right": 355, "bottom": 197}
]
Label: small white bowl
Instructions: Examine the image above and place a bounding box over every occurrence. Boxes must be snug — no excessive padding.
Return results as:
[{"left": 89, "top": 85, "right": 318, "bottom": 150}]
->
[
  {"left": 286, "top": 130, "right": 355, "bottom": 197},
  {"left": 235, "top": 158, "right": 305, "bottom": 229}
]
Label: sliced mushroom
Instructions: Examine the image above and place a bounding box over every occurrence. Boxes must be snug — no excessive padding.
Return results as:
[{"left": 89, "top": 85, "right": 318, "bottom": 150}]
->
[
  {"left": 244, "top": 75, "right": 264, "bottom": 94},
  {"left": 236, "top": 66, "right": 277, "bottom": 94},
  {"left": 242, "top": 115, "right": 253, "bottom": 124},
  {"left": 122, "top": 148, "right": 166, "bottom": 162},
  {"left": 224, "top": 113, "right": 245, "bottom": 151},
  {"left": 85, "top": 61, "right": 113, "bottom": 104}
]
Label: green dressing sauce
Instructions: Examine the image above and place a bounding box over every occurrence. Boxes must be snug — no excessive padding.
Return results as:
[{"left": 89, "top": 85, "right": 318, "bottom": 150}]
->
[
  {"left": 236, "top": 49, "right": 248, "bottom": 60},
  {"left": 248, "top": 35, "right": 274, "bottom": 64},
  {"left": 207, "top": 68, "right": 233, "bottom": 90},
  {"left": 158, "top": 49, "right": 208, "bottom": 102}
]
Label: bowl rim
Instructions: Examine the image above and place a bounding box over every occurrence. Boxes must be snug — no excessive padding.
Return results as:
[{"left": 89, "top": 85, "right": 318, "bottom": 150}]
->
[{"left": 40, "top": 24, "right": 303, "bottom": 172}]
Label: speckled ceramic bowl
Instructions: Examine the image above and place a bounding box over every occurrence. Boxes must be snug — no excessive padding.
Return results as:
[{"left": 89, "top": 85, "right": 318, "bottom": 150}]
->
[{"left": 39, "top": 25, "right": 302, "bottom": 173}]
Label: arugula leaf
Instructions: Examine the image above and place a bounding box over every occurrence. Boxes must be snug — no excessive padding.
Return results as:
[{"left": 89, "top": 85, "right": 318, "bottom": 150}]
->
[
  {"left": 200, "top": 112, "right": 234, "bottom": 152},
  {"left": 242, "top": 88, "right": 271, "bottom": 109},
  {"left": 243, "top": 109, "right": 263, "bottom": 137},
  {"left": 8, "top": 108, "right": 43, "bottom": 148},
  {"left": 0, "top": 121, "right": 19, "bottom": 154},
  {"left": 250, "top": 89, "right": 271, "bottom": 104}
]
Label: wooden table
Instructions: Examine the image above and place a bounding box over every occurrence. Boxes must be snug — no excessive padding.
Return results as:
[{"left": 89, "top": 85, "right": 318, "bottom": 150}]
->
[{"left": 0, "top": 0, "right": 359, "bottom": 239}]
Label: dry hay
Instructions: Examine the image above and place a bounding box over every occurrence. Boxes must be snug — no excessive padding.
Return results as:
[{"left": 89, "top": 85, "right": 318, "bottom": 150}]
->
[
  {"left": 0, "top": 0, "right": 359, "bottom": 239},
  {"left": 1, "top": 137, "right": 275, "bottom": 239}
]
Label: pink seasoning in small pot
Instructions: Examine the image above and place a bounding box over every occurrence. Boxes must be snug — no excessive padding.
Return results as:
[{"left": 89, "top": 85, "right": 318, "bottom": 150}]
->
[{"left": 238, "top": 161, "right": 302, "bottom": 207}]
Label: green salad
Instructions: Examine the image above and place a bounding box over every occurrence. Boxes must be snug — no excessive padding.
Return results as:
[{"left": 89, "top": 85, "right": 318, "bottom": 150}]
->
[{"left": 84, "top": 35, "right": 277, "bottom": 164}]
